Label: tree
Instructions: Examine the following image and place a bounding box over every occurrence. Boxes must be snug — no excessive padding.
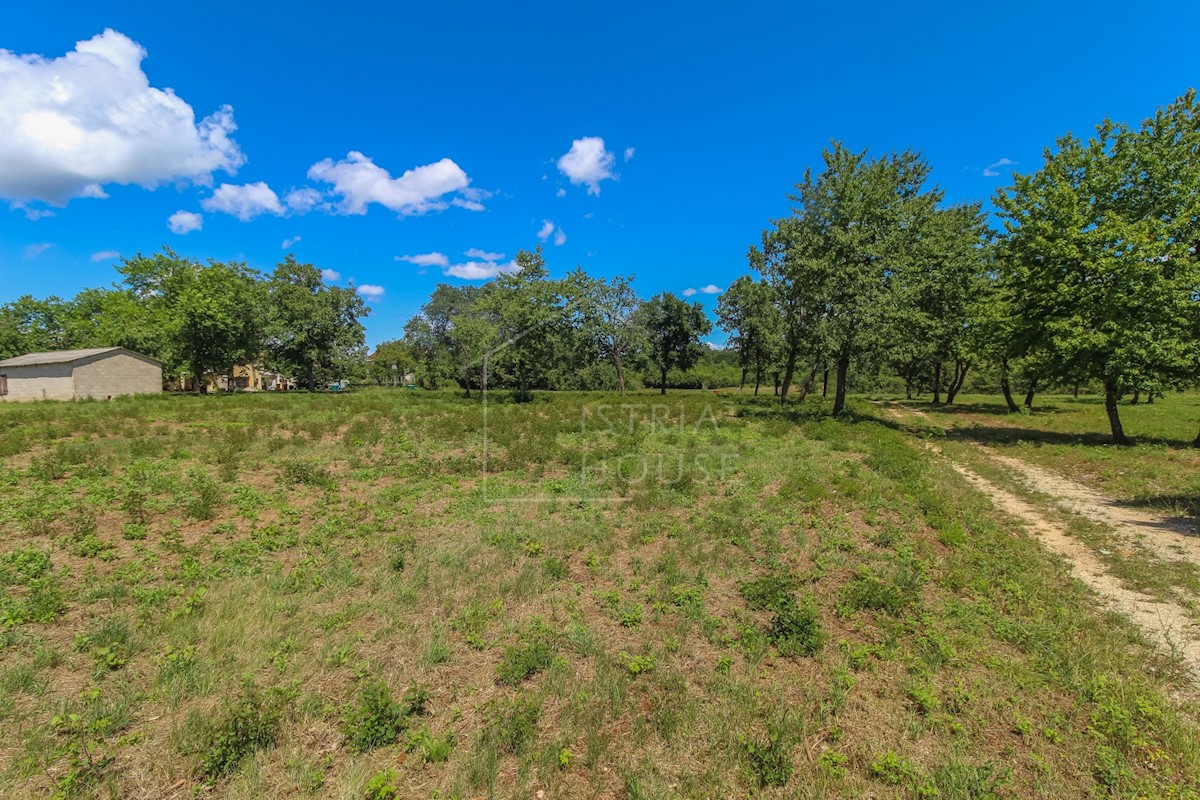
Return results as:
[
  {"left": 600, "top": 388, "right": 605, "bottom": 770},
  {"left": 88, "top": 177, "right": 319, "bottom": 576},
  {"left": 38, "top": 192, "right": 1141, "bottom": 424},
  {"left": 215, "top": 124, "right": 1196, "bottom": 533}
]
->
[
  {"left": 716, "top": 276, "right": 781, "bottom": 395},
  {"left": 265, "top": 256, "right": 369, "bottom": 391},
  {"left": 0, "top": 295, "right": 72, "bottom": 356},
  {"left": 755, "top": 143, "right": 941, "bottom": 413},
  {"left": 892, "top": 203, "right": 991, "bottom": 404},
  {"left": 565, "top": 270, "right": 643, "bottom": 394},
  {"left": 996, "top": 93, "right": 1200, "bottom": 443},
  {"left": 640, "top": 292, "right": 712, "bottom": 394},
  {"left": 483, "top": 247, "right": 564, "bottom": 400},
  {"left": 369, "top": 339, "right": 414, "bottom": 386},
  {"left": 173, "top": 261, "right": 264, "bottom": 392}
]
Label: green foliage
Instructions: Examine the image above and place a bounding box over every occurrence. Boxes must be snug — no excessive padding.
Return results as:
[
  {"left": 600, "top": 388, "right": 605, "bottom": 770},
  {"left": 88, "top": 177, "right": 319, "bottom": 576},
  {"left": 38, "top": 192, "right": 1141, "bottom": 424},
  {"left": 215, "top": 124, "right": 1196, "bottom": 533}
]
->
[
  {"left": 340, "top": 681, "right": 427, "bottom": 753},
  {"left": 768, "top": 597, "right": 826, "bottom": 657},
  {"left": 496, "top": 620, "right": 557, "bottom": 685},
  {"left": 480, "top": 695, "right": 541, "bottom": 754},
  {"left": 744, "top": 715, "right": 795, "bottom": 788},
  {"left": 870, "top": 750, "right": 918, "bottom": 785},
  {"left": 281, "top": 460, "right": 335, "bottom": 489},
  {"left": 197, "top": 683, "right": 284, "bottom": 779},
  {"left": 360, "top": 769, "right": 399, "bottom": 800}
]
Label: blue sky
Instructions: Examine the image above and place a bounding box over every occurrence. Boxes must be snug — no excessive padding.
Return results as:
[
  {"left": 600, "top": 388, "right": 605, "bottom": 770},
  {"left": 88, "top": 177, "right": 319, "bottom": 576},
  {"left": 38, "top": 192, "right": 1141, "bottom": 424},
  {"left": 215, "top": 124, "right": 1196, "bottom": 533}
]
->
[{"left": 2, "top": 1, "right": 1198, "bottom": 347}]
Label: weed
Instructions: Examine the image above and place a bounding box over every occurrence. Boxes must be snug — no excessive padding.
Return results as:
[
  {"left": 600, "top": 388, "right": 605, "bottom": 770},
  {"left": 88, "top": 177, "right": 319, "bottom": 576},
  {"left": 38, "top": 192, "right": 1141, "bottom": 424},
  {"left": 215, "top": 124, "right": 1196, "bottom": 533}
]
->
[
  {"left": 194, "top": 683, "right": 285, "bottom": 780},
  {"left": 744, "top": 714, "right": 795, "bottom": 788},
  {"left": 870, "top": 750, "right": 918, "bottom": 785},
  {"left": 618, "top": 652, "right": 655, "bottom": 675},
  {"left": 360, "top": 768, "right": 399, "bottom": 800},
  {"left": 281, "top": 460, "right": 335, "bottom": 489},
  {"left": 769, "top": 596, "right": 825, "bottom": 657},
  {"left": 340, "top": 680, "right": 426, "bottom": 753},
  {"left": 496, "top": 620, "right": 557, "bottom": 685}
]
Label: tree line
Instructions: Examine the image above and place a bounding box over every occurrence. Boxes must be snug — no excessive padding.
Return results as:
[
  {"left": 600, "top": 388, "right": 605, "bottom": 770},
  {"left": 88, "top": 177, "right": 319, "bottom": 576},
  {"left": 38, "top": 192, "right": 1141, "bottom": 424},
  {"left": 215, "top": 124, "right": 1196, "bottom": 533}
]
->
[
  {"left": 372, "top": 248, "right": 716, "bottom": 397},
  {"left": 717, "top": 91, "right": 1200, "bottom": 446},
  {"left": 0, "top": 251, "right": 369, "bottom": 391}
]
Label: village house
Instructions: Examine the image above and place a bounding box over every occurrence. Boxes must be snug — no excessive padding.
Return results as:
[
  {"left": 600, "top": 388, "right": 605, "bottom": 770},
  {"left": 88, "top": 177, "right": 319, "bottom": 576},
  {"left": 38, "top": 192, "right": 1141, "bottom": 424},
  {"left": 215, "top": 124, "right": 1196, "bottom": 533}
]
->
[{"left": 0, "top": 347, "right": 163, "bottom": 402}]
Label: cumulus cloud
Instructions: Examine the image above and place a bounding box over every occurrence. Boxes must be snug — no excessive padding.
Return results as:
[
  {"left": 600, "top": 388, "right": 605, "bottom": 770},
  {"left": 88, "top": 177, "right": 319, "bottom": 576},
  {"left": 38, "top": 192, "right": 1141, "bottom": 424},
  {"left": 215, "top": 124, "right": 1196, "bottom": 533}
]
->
[
  {"left": 167, "top": 210, "right": 202, "bottom": 234},
  {"left": 557, "top": 136, "right": 616, "bottom": 195},
  {"left": 284, "top": 187, "right": 323, "bottom": 214},
  {"left": 537, "top": 220, "right": 566, "bottom": 246},
  {"left": 699, "top": 284, "right": 721, "bottom": 294},
  {"left": 445, "top": 260, "right": 519, "bottom": 280},
  {"left": 0, "top": 29, "right": 244, "bottom": 206},
  {"left": 463, "top": 248, "right": 502, "bottom": 261},
  {"left": 202, "top": 182, "right": 284, "bottom": 221},
  {"left": 23, "top": 243, "right": 53, "bottom": 259},
  {"left": 396, "top": 252, "right": 450, "bottom": 268},
  {"left": 681, "top": 288, "right": 697, "bottom": 297},
  {"left": 983, "top": 157, "right": 1017, "bottom": 177},
  {"left": 91, "top": 250, "right": 120, "bottom": 262},
  {"left": 282, "top": 236, "right": 301, "bottom": 249},
  {"left": 308, "top": 152, "right": 477, "bottom": 216},
  {"left": 357, "top": 284, "right": 385, "bottom": 298},
  {"left": 555, "top": 187, "right": 566, "bottom": 198},
  {"left": 624, "top": 147, "right": 635, "bottom": 162},
  {"left": 320, "top": 268, "right": 340, "bottom": 281}
]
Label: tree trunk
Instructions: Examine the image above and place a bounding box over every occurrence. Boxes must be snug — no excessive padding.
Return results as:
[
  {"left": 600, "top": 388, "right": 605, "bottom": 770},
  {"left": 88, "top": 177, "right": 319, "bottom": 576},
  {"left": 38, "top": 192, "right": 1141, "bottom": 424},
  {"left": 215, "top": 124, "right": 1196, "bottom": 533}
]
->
[
  {"left": 1001, "top": 378, "right": 1019, "bottom": 412},
  {"left": 932, "top": 362, "right": 942, "bottom": 404},
  {"left": 739, "top": 366, "right": 747, "bottom": 393},
  {"left": 1147, "top": 391, "right": 1154, "bottom": 404},
  {"left": 660, "top": 365, "right": 667, "bottom": 395},
  {"left": 306, "top": 363, "right": 316, "bottom": 392},
  {"left": 226, "top": 365, "right": 234, "bottom": 393},
  {"left": 1104, "top": 380, "right": 1130, "bottom": 445},
  {"left": 753, "top": 363, "right": 762, "bottom": 396},
  {"left": 1131, "top": 389, "right": 1140, "bottom": 405},
  {"left": 905, "top": 381, "right": 912, "bottom": 400},
  {"left": 1193, "top": 428, "right": 1200, "bottom": 449},
  {"left": 613, "top": 346, "right": 626, "bottom": 395},
  {"left": 822, "top": 368, "right": 829, "bottom": 398},
  {"left": 1023, "top": 377, "right": 1037, "bottom": 409},
  {"left": 946, "top": 360, "right": 969, "bottom": 404},
  {"left": 773, "top": 373, "right": 780, "bottom": 396},
  {"left": 795, "top": 364, "right": 819, "bottom": 402},
  {"left": 1073, "top": 383, "right": 1079, "bottom": 398},
  {"left": 779, "top": 347, "right": 798, "bottom": 405},
  {"left": 194, "top": 371, "right": 204, "bottom": 394},
  {"left": 832, "top": 354, "right": 850, "bottom": 415}
]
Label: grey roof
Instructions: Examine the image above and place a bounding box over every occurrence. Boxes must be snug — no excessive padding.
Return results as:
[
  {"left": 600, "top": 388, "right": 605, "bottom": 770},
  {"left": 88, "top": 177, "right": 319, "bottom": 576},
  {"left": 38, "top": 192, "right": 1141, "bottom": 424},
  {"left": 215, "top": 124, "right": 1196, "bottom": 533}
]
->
[{"left": 0, "top": 347, "right": 123, "bottom": 368}]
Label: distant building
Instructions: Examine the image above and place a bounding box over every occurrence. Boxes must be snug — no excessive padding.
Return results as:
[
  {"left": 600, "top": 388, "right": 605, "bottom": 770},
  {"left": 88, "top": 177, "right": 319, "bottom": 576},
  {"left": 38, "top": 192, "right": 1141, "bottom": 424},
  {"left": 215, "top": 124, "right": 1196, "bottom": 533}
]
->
[
  {"left": 176, "top": 364, "right": 273, "bottom": 393},
  {"left": 0, "top": 347, "right": 163, "bottom": 402}
]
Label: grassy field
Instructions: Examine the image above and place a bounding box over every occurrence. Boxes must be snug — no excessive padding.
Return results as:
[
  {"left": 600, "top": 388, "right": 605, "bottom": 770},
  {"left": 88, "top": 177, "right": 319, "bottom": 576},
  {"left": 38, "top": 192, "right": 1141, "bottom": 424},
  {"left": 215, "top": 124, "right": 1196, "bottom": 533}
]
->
[
  {"left": 1, "top": 389, "right": 1199, "bottom": 799},
  {"left": 873, "top": 392, "right": 1200, "bottom": 519}
]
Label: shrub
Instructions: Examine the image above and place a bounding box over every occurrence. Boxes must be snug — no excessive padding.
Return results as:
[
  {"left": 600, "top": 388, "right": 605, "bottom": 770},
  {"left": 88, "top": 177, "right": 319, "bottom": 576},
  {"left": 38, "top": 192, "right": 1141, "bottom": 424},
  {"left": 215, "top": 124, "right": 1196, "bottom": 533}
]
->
[
  {"left": 496, "top": 621, "right": 556, "bottom": 685},
  {"left": 768, "top": 597, "right": 825, "bottom": 657},
  {"left": 198, "top": 684, "right": 284, "bottom": 779},
  {"left": 744, "top": 716, "right": 795, "bottom": 788},
  {"left": 361, "top": 768, "right": 399, "bottom": 800},
  {"left": 737, "top": 573, "right": 799, "bottom": 613},
  {"left": 871, "top": 750, "right": 918, "bottom": 785},
  {"left": 341, "top": 681, "right": 405, "bottom": 753},
  {"left": 281, "top": 460, "right": 335, "bottom": 489}
]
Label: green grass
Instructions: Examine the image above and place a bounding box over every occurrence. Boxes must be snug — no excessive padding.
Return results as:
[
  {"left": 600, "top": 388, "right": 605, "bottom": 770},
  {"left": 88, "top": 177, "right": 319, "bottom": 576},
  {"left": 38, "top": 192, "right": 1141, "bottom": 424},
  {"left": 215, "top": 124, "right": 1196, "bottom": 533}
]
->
[
  {"left": 0, "top": 388, "right": 1197, "bottom": 798},
  {"left": 879, "top": 391, "right": 1200, "bottom": 518}
]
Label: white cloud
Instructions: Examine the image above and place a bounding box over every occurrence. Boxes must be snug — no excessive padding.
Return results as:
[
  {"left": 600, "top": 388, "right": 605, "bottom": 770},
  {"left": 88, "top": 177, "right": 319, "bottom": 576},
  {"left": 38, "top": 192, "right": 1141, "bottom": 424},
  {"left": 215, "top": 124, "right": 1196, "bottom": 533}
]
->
[
  {"left": 983, "top": 157, "right": 1017, "bottom": 177},
  {"left": 555, "top": 188, "right": 566, "bottom": 198},
  {"left": 396, "top": 252, "right": 450, "bottom": 268},
  {"left": 357, "top": 284, "right": 385, "bottom": 298},
  {"left": 681, "top": 288, "right": 697, "bottom": 297},
  {"left": 320, "top": 268, "right": 340, "bottom": 281},
  {"left": 624, "top": 147, "right": 635, "bottom": 162},
  {"left": 202, "top": 181, "right": 284, "bottom": 221},
  {"left": 465, "top": 248, "right": 504, "bottom": 261},
  {"left": 20, "top": 207, "right": 55, "bottom": 220},
  {"left": 0, "top": 29, "right": 244, "bottom": 206},
  {"left": 699, "top": 284, "right": 721, "bottom": 294},
  {"left": 308, "top": 151, "right": 476, "bottom": 216},
  {"left": 536, "top": 220, "right": 566, "bottom": 246},
  {"left": 445, "top": 260, "right": 519, "bottom": 280},
  {"left": 91, "top": 249, "right": 120, "bottom": 262},
  {"left": 167, "top": 210, "right": 202, "bottom": 234},
  {"left": 284, "top": 187, "right": 323, "bottom": 214},
  {"left": 557, "top": 136, "right": 616, "bottom": 195},
  {"left": 23, "top": 242, "right": 52, "bottom": 259},
  {"left": 282, "top": 236, "right": 301, "bottom": 249}
]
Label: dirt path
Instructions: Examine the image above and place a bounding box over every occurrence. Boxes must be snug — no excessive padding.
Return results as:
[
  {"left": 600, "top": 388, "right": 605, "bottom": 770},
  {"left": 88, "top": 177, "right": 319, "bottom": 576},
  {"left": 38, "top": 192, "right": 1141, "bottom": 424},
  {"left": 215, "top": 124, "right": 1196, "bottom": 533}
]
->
[{"left": 878, "top": 403, "right": 1200, "bottom": 677}]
